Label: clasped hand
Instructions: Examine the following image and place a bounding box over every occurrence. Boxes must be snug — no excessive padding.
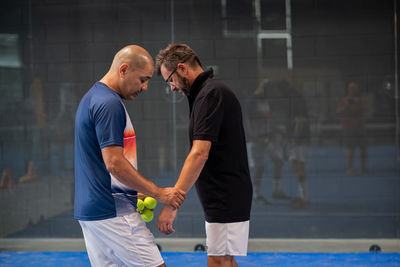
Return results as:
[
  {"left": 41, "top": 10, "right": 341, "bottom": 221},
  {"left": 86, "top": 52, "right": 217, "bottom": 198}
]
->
[{"left": 157, "top": 187, "right": 186, "bottom": 209}]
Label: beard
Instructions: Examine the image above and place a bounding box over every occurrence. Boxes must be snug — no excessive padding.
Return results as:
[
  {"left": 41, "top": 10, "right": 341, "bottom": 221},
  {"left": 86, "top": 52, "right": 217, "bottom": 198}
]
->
[{"left": 176, "top": 73, "right": 191, "bottom": 95}]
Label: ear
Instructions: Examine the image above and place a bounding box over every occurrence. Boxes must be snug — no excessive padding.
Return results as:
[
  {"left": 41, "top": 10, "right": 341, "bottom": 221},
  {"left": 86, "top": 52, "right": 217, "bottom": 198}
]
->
[
  {"left": 177, "top": 63, "right": 188, "bottom": 75},
  {"left": 119, "top": 63, "right": 129, "bottom": 78}
]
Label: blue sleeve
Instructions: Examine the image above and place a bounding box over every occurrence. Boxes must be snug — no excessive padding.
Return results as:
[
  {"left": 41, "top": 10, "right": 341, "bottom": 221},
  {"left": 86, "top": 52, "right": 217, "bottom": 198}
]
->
[{"left": 91, "top": 97, "right": 126, "bottom": 148}]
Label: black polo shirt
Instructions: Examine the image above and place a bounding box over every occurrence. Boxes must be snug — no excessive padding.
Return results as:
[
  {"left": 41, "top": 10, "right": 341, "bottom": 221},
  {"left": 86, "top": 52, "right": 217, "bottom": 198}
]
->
[{"left": 187, "top": 68, "right": 253, "bottom": 223}]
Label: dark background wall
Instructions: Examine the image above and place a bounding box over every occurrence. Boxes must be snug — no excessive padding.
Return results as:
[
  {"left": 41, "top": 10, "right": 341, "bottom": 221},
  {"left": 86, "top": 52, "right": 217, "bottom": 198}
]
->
[{"left": 0, "top": 0, "right": 399, "bottom": 238}]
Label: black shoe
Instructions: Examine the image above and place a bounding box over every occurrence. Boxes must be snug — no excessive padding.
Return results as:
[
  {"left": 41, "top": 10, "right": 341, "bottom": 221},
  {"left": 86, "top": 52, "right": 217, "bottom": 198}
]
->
[
  {"left": 290, "top": 197, "right": 310, "bottom": 209},
  {"left": 346, "top": 169, "right": 357, "bottom": 176},
  {"left": 253, "top": 196, "right": 271, "bottom": 205},
  {"left": 272, "top": 191, "right": 291, "bottom": 200},
  {"left": 361, "top": 168, "right": 373, "bottom": 174}
]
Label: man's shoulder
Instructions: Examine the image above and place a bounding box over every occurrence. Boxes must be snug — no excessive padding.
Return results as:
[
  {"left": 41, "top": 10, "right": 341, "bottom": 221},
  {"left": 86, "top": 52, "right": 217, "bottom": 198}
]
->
[
  {"left": 85, "top": 83, "right": 122, "bottom": 108},
  {"left": 203, "top": 77, "right": 228, "bottom": 89},
  {"left": 78, "top": 84, "right": 124, "bottom": 122},
  {"left": 200, "top": 78, "right": 232, "bottom": 98}
]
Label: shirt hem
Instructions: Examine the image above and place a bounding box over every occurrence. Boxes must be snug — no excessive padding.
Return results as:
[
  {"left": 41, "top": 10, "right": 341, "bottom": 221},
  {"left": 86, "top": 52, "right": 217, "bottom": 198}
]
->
[
  {"left": 74, "top": 212, "right": 116, "bottom": 221},
  {"left": 205, "top": 216, "right": 250, "bottom": 223},
  {"left": 193, "top": 134, "right": 217, "bottom": 142},
  {"left": 100, "top": 140, "right": 123, "bottom": 149}
]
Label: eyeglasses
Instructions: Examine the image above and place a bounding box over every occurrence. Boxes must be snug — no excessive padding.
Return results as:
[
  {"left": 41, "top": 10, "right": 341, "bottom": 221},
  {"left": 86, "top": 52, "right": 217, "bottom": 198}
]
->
[
  {"left": 165, "top": 67, "right": 178, "bottom": 88},
  {"left": 164, "top": 54, "right": 194, "bottom": 89}
]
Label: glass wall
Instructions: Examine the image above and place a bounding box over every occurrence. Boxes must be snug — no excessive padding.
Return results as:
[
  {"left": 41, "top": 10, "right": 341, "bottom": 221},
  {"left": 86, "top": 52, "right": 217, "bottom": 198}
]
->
[{"left": 0, "top": 0, "right": 398, "bottom": 239}]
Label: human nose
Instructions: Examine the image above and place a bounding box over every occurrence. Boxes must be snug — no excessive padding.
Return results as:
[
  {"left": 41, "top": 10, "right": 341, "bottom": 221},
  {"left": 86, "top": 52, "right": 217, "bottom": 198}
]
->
[{"left": 142, "top": 81, "right": 149, "bottom": 91}]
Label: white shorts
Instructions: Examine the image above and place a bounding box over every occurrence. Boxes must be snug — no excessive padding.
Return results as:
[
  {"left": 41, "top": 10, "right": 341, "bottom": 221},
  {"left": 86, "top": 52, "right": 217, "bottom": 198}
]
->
[
  {"left": 247, "top": 142, "right": 283, "bottom": 168},
  {"left": 205, "top": 220, "right": 250, "bottom": 256},
  {"left": 289, "top": 145, "right": 308, "bottom": 163},
  {"left": 79, "top": 212, "right": 163, "bottom": 267}
]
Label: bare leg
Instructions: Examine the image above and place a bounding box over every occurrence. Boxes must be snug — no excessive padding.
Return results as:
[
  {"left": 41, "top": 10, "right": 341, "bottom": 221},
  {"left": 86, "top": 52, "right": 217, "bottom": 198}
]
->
[
  {"left": 208, "top": 255, "right": 238, "bottom": 267},
  {"left": 291, "top": 160, "right": 307, "bottom": 199},
  {"left": 297, "top": 161, "right": 307, "bottom": 200},
  {"left": 232, "top": 257, "right": 239, "bottom": 267},
  {"left": 346, "top": 147, "right": 356, "bottom": 175},
  {"left": 290, "top": 159, "right": 309, "bottom": 208},
  {"left": 360, "top": 145, "right": 371, "bottom": 173},
  {"left": 253, "top": 164, "right": 270, "bottom": 204},
  {"left": 273, "top": 159, "right": 289, "bottom": 199},
  {"left": 273, "top": 159, "right": 283, "bottom": 180},
  {"left": 273, "top": 159, "right": 282, "bottom": 193},
  {"left": 253, "top": 165, "right": 264, "bottom": 197},
  {"left": 290, "top": 159, "right": 299, "bottom": 175}
]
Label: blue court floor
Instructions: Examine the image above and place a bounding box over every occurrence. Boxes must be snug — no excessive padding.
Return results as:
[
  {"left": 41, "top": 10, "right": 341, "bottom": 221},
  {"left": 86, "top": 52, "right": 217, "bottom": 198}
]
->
[{"left": 0, "top": 252, "right": 399, "bottom": 267}]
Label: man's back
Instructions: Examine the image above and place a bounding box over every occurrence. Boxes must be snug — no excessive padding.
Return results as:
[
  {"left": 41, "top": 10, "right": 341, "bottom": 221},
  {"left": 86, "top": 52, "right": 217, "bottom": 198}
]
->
[
  {"left": 189, "top": 72, "right": 253, "bottom": 223},
  {"left": 74, "top": 82, "right": 126, "bottom": 221}
]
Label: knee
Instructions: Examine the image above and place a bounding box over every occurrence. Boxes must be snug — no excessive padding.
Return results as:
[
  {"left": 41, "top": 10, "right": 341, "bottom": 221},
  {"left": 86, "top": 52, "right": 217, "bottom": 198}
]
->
[
  {"left": 290, "top": 160, "right": 298, "bottom": 172},
  {"left": 274, "top": 159, "right": 283, "bottom": 169},
  {"left": 298, "top": 175, "right": 306, "bottom": 183}
]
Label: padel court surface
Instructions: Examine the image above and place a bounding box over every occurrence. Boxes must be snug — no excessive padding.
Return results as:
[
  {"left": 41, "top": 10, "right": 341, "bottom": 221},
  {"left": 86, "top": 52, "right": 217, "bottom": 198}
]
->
[{"left": 1, "top": 251, "right": 399, "bottom": 266}]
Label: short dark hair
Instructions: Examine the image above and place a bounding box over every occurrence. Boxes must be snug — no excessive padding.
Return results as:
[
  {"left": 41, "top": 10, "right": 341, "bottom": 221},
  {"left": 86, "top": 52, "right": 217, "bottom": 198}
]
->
[{"left": 155, "top": 44, "right": 202, "bottom": 74}]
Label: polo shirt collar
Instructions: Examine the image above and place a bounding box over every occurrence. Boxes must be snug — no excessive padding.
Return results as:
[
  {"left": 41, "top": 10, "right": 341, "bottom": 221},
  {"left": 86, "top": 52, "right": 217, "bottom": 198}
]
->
[{"left": 187, "top": 67, "right": 214, "bottom": 100}]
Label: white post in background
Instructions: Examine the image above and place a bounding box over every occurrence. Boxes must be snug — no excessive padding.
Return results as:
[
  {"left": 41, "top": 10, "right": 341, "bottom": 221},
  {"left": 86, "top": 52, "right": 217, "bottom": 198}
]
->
[
  {"left": 394, "top": 0, "right": 399, "bottom": 161},
  {"left": 170, "top": 0, "right": 178, "bottom": 175}
]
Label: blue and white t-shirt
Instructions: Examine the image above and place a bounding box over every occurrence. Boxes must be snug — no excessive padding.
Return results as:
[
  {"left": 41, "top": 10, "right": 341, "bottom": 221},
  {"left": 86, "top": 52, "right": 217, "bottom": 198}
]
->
[{"left": 74, "top": 82, "right": 138, "bottom": 221}]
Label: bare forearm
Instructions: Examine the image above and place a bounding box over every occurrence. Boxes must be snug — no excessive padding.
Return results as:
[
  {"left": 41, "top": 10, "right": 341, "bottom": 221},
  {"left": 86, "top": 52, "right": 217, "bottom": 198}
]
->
[
  {"left": 175, "top": 149, "right": 208, "bottom": 193},
  {"left": 158, "top": 140, "right": 209, "bottom": 234},
  {"left": 160, "top": 151, "right": 206, "bottom": 224},
  {"left": 108, "top": 156, "right": 160, "bottom": 198},
  {"left": 102, "top": 145, "right": 185, "bottom": 208}
]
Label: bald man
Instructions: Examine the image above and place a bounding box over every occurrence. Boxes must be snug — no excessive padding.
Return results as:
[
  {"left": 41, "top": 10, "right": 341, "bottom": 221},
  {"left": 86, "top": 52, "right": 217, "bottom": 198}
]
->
[{"left": 74, "top": 45, "right": 185, "bottom": 267}]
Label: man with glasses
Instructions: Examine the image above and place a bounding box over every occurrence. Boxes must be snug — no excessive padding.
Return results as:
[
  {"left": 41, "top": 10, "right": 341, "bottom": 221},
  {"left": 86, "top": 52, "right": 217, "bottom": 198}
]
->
[{"left": 156, "top": 44, "right": 253, "bottom": 267}]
